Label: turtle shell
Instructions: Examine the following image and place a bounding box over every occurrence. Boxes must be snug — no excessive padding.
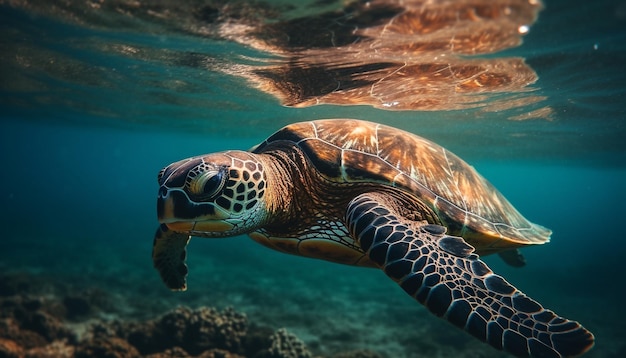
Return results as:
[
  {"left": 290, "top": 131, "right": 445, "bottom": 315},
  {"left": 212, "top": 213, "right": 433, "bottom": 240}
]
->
[{"left": 253, "top": 119, "right": 550, "bottom": 253}]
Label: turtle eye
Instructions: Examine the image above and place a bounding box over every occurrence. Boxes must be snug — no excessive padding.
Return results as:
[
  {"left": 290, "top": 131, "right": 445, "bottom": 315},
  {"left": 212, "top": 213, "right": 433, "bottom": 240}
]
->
[{"left": 188, "top": 167, "right": 227, "bottom": 201}]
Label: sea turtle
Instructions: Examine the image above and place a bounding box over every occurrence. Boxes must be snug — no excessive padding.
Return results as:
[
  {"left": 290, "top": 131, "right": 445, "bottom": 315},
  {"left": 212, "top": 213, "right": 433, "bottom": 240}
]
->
[{"left": 153, "top": 119, "right": 594, "bottom": 357}]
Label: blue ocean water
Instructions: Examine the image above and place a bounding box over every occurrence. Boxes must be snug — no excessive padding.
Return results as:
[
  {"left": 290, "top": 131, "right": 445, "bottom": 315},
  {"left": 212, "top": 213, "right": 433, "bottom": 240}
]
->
[{"left": 1, "top": 1, "right": 625, "bottom": 357}]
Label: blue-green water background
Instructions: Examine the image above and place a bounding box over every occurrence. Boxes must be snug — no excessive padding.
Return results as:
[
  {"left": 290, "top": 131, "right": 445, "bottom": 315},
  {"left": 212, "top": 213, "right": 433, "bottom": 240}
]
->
[{"left": 1, "top": 1, "right": 625, "bottom": 357}]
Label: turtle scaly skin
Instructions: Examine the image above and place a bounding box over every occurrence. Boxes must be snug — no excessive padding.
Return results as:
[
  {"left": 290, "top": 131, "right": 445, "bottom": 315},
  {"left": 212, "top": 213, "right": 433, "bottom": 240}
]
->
[
  {"left": 346, "top": 192, "right": 591, "bottom": 357},
  {"left": 153, "top": 119, "right": 594, "bottom": 357}
]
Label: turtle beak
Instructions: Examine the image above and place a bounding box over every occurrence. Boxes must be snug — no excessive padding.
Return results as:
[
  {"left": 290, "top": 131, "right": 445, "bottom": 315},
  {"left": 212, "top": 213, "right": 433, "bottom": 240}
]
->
[
  {"left": 156, "top": 186, "right": 175, "bottom": 222},
  {"left": 157, "top": 186, "right": 230, "bottom": 227}
]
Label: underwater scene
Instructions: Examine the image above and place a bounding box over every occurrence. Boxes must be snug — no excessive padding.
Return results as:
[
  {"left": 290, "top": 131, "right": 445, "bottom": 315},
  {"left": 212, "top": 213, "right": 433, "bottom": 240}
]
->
[{"left": 1, "top": 0, "right": 625, "bottom": 357}]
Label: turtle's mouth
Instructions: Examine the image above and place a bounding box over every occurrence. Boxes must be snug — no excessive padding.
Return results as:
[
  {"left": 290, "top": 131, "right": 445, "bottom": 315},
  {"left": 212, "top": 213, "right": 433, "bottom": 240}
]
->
[
  {"left": 157, "top": 187, "right": 246, "bottom": 236},
  {"left": 157, "top": 188, "right": 231, "bottom": 223}
]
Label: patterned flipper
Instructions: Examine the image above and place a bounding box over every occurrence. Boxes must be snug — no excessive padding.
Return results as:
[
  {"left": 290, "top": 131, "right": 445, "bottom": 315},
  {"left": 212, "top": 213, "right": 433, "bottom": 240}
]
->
[
  {"left": 346, "top": 193, "right": 594, "bottom": 357},
  {"left": 152, "top": 224, "right": 190, "bottom": 291}
]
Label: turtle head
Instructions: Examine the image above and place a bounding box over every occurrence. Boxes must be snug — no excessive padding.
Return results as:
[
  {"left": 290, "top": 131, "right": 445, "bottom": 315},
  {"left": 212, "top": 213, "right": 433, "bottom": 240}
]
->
[{"left": 157, "top": 151, "right": 269, "bottom": 237}]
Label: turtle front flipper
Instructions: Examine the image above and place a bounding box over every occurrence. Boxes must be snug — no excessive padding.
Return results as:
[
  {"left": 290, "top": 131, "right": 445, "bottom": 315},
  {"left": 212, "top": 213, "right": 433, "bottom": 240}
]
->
[
  {"left": 152, "top": 224, "right": 191, "bottom": 291},
  {"left": 346, "top": 193, "right": 594, "bottom": 357}
]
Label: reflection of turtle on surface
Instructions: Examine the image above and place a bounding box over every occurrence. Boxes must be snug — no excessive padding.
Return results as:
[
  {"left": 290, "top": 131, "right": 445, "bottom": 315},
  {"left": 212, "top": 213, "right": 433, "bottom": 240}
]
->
[{"left": 153, "top": 119, "right": 594, "bottom": 357}]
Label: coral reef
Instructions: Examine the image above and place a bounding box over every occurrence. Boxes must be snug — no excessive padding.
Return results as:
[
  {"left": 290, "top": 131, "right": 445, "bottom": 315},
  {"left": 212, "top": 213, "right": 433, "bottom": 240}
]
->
[
  {"left": 0, "top": 273, "right": 337, "bottom": 358},
  {"left": 75, "top": 336, "right": 140, "bottom": 358},
  {"left": 120, "top": 306, "right": 248, "bottom": 356},
  {"left": 0, "top": 295, "right": 76, "bottom": 350},
  {"left": 257, "top": 328, "right": 313, "bottom": 358}
]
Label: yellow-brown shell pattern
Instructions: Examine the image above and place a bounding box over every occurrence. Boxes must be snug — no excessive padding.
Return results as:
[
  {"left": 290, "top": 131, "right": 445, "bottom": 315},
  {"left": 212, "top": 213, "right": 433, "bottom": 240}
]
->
[{"left": 254, "top": 119, "right": 550, "bottom": 249}]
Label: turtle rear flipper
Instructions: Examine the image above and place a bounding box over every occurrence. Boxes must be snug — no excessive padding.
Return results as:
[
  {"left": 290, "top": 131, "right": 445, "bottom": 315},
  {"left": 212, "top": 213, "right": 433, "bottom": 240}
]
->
[
  {"left": 498, "top": 248, "right": 526, "bottom": 267},
  {"left": 346, "top": 193, "right": 595, "bottom": 357},
  {"left": 152, "top": 224, "right": 190, "bottom": 291}
]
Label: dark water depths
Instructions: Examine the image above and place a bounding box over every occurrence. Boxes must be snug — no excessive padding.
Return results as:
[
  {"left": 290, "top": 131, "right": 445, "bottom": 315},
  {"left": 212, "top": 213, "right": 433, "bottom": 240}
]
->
[{"left": 1, "top": 0, "right": 625, "bottom": 357}]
